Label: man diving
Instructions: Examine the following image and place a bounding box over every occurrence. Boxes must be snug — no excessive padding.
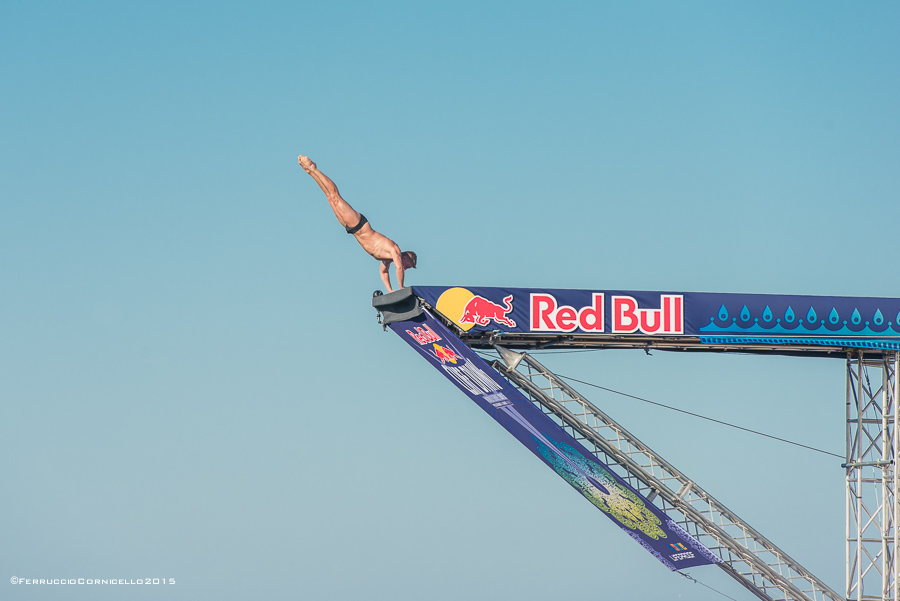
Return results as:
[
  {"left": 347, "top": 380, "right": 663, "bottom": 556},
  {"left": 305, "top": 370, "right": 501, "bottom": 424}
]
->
[{"left": 298, "top": 155, "right": 417, "bottom": 293}]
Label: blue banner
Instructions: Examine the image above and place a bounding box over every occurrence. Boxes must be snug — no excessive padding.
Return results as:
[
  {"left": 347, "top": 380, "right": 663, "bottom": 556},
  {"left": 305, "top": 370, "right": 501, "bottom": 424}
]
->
[
  {"left": 412, "top": 286, "right": 900, "bottom": 351},
  {"left": 390, "top": 309, "right": 720, "bottom": 570}
]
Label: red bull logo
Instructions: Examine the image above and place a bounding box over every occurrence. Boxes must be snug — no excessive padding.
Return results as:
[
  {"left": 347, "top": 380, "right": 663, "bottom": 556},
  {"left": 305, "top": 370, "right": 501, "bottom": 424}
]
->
[
  {"left": 432, "top": 343, "right": 461, "bottom": 364},
  {"left": 529, "top": 292, "right": 683, "bottom": 335},
  {"left": 433, "top": 287, "right": 683, "bottom": 336},
  {"left": 460, "top": 295, "right": 516, "bottom": 328}
]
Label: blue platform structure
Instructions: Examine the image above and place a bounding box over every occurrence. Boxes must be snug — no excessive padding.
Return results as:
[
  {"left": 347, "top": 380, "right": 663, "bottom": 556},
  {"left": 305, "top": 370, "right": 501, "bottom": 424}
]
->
[
  {"left": 375, "top": 287, "right": 900, "bottom": 601},
  {"left": 411, "top": 285, "right": 900, "bottom": 356}
]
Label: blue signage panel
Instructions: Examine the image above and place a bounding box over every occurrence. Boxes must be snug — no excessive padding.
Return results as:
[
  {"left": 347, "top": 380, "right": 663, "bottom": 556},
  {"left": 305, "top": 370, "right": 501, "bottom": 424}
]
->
[
  {"left": 390, "top": 309, "right": 719, "bottom": 570},
  {"left": 412, "top": 286, "right": 900, "bottom": 350}
]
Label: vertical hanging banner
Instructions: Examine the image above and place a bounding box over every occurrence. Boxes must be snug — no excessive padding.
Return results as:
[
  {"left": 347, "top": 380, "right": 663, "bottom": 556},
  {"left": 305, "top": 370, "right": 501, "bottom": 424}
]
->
[{"left": 390, "top": 309, "right": 719, "bottom": 570}]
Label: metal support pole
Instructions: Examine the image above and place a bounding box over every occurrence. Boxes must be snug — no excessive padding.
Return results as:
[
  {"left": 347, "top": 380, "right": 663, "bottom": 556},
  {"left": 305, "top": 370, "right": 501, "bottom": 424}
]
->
[
  {"left": 894, "top": 354, "right": 899, "bottom": 601},
  {"left": 846, "top": 351, "right": 899, "bottom": 601}
]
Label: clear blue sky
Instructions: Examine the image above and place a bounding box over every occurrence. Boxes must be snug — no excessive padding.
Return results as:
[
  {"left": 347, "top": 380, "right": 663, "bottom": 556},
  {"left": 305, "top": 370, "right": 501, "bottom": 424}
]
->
[{"left": 2, "top": 2, "right": 898, "bottom": 599}]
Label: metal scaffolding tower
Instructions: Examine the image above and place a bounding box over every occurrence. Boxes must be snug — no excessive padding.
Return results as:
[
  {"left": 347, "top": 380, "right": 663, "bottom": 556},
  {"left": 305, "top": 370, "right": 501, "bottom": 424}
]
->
[
  {"left": 846, "top": 351, "right": 900, "bottom": 601},
  {"left": 492, "top": 345, "right": 843, "bottom": 601}
]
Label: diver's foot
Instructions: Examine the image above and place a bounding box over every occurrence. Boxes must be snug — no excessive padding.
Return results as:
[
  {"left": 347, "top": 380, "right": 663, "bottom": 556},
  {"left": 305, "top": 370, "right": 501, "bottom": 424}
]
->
[{"left": 298, "top": 155, "right": 317, "bottom": 173}]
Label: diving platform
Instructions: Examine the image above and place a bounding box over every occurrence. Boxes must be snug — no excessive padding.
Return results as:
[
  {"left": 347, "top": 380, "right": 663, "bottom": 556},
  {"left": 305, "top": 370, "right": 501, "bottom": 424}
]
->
[{"left": 375, "top": 286, "right": 900, "bottom": 601}]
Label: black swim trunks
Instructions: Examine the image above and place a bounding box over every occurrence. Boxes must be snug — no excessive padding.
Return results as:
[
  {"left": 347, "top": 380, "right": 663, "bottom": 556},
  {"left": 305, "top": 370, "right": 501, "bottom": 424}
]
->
[{"left": 346, "top": 214, "right": 368, "bottom": 235}]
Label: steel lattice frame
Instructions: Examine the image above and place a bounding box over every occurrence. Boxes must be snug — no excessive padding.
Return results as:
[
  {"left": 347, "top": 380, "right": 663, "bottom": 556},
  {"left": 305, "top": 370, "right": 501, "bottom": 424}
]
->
[
  {"left": 846, "top": 351, "right": 900, "bottom": 601},
  {"left": 492, "top": 346, "right": 843, "bottom": 601}
]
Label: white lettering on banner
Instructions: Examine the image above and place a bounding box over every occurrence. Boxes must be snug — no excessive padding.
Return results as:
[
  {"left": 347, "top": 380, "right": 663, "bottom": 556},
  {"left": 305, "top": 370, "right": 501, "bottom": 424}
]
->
[
  {"left": 441, "top": 361, "right": 502, "bottom": 395},
  {"left": 483, "top": 392, "right": 512, "bottom": 407},
  {"left": 530, "top": 293, "right": 605, "bottom": 332},
  {"left": 670, "top": 551, "right": 696, "bottom": 562},
  {"left": 611, "top": 295, "right": 683, "bottom": 334}
]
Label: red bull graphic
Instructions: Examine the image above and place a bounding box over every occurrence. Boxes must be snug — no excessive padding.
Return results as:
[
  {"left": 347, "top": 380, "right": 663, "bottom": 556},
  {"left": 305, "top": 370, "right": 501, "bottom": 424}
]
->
[
  {"left": 434, "top": 287, "right": 519, "bottom": 332},
  {"left": 432, "top": 343, "right": 461, "bottom": 364},
  {"left": 460, "top": 295, "right": 517, "bottom": 328},
  {"left": 437, "top": 289, "right": 679, "bottom": 336}
]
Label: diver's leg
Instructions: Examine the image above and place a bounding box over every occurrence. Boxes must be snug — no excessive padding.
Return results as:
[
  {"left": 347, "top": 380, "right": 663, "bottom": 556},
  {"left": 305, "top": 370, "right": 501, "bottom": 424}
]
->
[{"left": 299, "top": 155, "right": 361, "bottom": 228}]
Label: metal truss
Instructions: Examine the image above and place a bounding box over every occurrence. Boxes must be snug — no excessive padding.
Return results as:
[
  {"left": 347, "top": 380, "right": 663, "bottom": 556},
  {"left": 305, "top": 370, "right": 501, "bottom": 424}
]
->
[
  {"left": 491, "top": 345, "right": 842, "bottom": 601},
  {"left": 846, "top": 351, "right": 900, "bottom": 601}
]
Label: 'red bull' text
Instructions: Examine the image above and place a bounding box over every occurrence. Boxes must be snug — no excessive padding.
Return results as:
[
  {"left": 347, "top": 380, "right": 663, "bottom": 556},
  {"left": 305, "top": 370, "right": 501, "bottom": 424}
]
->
[{"left": 529, "top": 293, "right": 684, "bottom": 335}]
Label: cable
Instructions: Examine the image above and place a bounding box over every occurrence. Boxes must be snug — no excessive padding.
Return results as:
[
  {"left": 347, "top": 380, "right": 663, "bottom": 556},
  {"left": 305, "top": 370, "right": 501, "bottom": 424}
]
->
[
  {"left": 554, "top": 372, "right": 843, "bottom": 459},
  {"left": 677, "top": 571, "right": 740, "bottom": 601},
  {"left": 474, "top": 350, "right": 843, "bottom": 459}
]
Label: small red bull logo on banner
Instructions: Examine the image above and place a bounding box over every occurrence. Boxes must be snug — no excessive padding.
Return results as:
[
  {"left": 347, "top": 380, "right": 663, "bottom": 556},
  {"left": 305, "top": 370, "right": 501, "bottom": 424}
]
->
[
  {"left": 431, "top": 343, "right": 461, "bottom": 364},
  {"left": 406, "top": 324, "right": 441, "bottom": 345},
  {"left": 612, "top": 295, "right": 683, "bottom": 335},
  {"left": 459, "top": 295, "right": 517, "bottom": 328},
  {"left": 530, "top": 293, "right": 604, "bottom": 332}
]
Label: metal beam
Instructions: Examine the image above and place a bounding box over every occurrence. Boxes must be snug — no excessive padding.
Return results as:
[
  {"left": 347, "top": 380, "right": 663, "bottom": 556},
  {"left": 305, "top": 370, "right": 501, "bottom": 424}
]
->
[
  {"left": 455, "top": 330, "right": 884, "bottom": 359},
  {"left": 492, "top": 346, "right": 842, "bottom": 601}
]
